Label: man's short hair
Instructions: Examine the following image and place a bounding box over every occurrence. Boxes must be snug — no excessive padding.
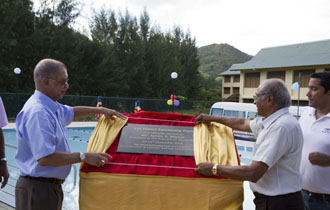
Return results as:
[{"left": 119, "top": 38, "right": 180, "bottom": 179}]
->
[
  {"left": 33, "top": 58, "right": 66, "bottom": 87},
  {"left": 310, "top": 71, "right": 330, "bottom": 93},
  {"left": 261, "top": 79, "right": 291, "bottom": 108}
]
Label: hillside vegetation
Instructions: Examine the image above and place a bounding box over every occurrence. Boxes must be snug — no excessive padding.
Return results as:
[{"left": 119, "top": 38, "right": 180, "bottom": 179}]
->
[{"left": 198, "top": 43, "right": 252, "bottom": 77}]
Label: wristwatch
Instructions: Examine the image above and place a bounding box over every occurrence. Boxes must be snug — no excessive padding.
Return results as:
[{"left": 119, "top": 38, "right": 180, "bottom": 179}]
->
[
  {"left": 0, "top": 158, "right": 7, "bottom": 162},
  {"left": 212, "top": 164, "right": 218, "bottom": 176},
  {"left": 80, "top": 152, "right": 86, "bottom": 162}
]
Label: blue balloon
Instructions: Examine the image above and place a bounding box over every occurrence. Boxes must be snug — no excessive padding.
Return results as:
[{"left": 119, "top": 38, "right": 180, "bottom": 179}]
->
[
  {"left": 174, "top": 100, "right": 180, "bottom": 106},
  {"left": 291, "top": 82, "right": 300, "bottom": 91}
]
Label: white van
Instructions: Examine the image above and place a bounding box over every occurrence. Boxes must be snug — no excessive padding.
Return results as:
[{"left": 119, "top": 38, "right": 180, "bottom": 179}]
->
[
  {"left": 210, "top": 102, "right": 307, "bottom": 120},
  {"left": 209, "top": 102, "right": 258, "bottom": 120}
]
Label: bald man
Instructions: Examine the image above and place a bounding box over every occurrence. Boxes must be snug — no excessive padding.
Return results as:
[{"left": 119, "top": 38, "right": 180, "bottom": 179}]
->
[
  {"left": 15, "top": 58, "right": 127, "bottom": 210},
  {"left": 0, "top": 97, "right": 9, "bottom": 189},
  {"left": 195, "top": 79, "right": 304, "bottom": 210}
]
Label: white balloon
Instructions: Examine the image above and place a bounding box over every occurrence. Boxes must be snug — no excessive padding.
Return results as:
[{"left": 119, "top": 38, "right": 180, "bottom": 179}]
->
[
  {"left": 171, "top": 72, "right": 178, "bottom": 79},
  {"left": 14, "top": 67, "right": 21, "bottom": 74}
]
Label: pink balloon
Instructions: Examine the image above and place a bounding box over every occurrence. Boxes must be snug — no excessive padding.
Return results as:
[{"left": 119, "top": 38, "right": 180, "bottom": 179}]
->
[{"left": 174, "top": 100, "right": 180, "bottom": 106}]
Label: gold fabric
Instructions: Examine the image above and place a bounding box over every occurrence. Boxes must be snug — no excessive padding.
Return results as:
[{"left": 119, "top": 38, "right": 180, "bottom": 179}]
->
[
  {"left": 193, "top": 122, "right": 239, "bottom": 166},
  {"left": 80, "top": 173, "right": 243, "bottom": 210},
  {"left": 79, "top": 118, "right": 243, "bottom": 210},
  {"left": 86, "top": 115, "right": 127, "bottom": 153}
]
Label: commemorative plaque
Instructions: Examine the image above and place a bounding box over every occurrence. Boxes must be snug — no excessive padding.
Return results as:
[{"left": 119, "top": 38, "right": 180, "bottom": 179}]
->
[{"left": 117, "top": 124, "right": 194, "bottom": 156}]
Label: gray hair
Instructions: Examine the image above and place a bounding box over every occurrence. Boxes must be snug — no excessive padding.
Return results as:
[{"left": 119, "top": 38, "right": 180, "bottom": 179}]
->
[
  {"left": 260, "top": 78, "right": 291, "bottom": 108},
  {"left": 34, "top": 58, "right": 67, "bottom": 88}
]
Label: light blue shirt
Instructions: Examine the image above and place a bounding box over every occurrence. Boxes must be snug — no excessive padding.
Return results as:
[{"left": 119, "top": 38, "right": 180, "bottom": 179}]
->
[
  {"left": 15, "top": 90, "right": 74, "bottom": 180},
  {"left": 0, "top": 97, "right": 8, "bottom": 128}
]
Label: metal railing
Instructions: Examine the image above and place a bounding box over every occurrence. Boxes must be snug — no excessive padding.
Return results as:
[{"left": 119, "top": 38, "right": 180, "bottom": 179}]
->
[{"left": 0, "top": 92, "right": 216, "bottom": 120}]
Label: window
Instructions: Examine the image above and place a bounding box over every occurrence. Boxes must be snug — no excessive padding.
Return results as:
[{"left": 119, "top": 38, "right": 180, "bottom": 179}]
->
[
  {"left": 244, "top": 72, "right": 260, "bottom": 88},
  {"left": 233, "top": 87, "right": 239, "bottom": 94},
  {"left": 210, "top": 108, "right": 223, "bottom": 116},
  {"left": 233, "top": 75, "right": 240, "bottom": 82},
  {"left": 223, "top": 110, "right": 246, "bottom": 118},
  {"left": 293, "top": 70, "right": 315, "bottom": 87},
  {"left": 224, "top": 75, "right": 231, "bottom": 83},
  {"left": 243, "top": 99, "right": 254, "bottom": 103},
  {"left": 246, "top": 147, "right": 253, "bottom": 152},
  {"left": 237, "top": 146, "right": 245, "bottom": 151},
  {"left": 267, "top": 71, "right": 285, "bottom": 81},
  {"left": 224, "top": 87, "right": 230, "bottom": 94},
  {"left": 247, "top": 112, "right": 258, "bottom": 120}
]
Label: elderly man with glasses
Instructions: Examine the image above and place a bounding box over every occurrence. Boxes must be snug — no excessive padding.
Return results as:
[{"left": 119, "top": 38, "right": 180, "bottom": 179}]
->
[
  {"left": 195, "top": 78, "right": 304, "bottom": 210},
  {"left": 15, "top": 58, "right": 127, "bottom": 210}
]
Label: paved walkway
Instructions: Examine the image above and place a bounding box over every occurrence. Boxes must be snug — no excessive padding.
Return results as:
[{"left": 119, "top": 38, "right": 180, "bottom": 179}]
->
[{"left": 0, "top": 202, "right": 14, "bottom": 210}]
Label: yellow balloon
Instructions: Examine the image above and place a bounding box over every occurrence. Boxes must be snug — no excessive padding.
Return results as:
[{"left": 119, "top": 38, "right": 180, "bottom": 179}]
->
[{"left": 167, "top": 99, "right": 173, "bottom": 105}]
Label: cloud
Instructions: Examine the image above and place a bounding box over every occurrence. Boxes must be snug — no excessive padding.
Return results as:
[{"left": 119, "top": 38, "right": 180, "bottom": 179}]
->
[{"left": 33, "top": 0, "right": 330, "bottom": 55}]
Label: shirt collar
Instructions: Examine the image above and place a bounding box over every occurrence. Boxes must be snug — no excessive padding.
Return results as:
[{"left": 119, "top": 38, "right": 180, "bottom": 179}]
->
[
  {"left": 261, "top": 107, "right": 289, "bottom": 129},
  {"left": 307, "top": 107, "right": 330, "bottom": 119},
  {"left": 34, "top": 90, "right": 59, "bottom": 113}
]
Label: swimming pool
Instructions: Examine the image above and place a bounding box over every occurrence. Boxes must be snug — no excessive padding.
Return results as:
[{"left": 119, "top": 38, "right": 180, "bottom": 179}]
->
[
  {"left": 1, "top": 126, "right": 93, "bottom": 209},
  {"left": 1, "top": 125, "right": 255, "bottom": 209}
]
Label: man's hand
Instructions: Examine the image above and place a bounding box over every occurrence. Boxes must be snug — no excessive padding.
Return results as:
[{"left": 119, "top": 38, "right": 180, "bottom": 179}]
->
[
  {"left": 83, "top": 152, "right": 112, "bottom": 168},
  {"left": 0, "top": 163, "right": 9, "bottom": 189},
  {"left": 194, "top": 114, "right": 213, "bottom": 125},
  {"left": 195, "top": 162, "right": 214, "bottom": 176},
  {"left": 309, "top": 152, "right": 330, "bottom": 167},
  {"left": 101, "top": 108, "right": 127, "bottom": 120}
]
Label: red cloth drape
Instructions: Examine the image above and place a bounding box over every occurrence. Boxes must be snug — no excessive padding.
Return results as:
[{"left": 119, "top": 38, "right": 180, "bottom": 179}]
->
[{"left": 80, "top": 111, "right": 228, "bottom": 179}]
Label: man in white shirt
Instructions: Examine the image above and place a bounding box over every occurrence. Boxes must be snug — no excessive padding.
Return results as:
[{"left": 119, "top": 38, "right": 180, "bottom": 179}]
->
[
  {"left": 195, "top": 79, "right": 304, "bottom": 210},
  {"left": 0, "top": 97, "right": 9, "bottom": 189},
  {"left": 299, "top": 71, "right": 330, "bottom": 210}
]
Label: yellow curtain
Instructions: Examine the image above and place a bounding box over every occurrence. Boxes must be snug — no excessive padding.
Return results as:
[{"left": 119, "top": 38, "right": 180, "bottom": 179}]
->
[
  {"left": 80, "top": 173, "right": 243, "bottom": 210},
  {"left": 193, "top": 122, "right": 239, "bottom": 166},
  {"left": 80, "top": 118, "right": 243, "bottom": 210},
  {"left": 85, "top": 115, "right": 128, "bottom": 153}
]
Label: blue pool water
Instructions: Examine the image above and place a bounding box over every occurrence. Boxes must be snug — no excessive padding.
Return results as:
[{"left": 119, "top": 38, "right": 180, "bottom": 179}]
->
[
  {"left": 1, "top": 127, "right": 93, "bottom": 210},
  {"left": 1, "top": 127, "right": 254, "bottom": 209}
]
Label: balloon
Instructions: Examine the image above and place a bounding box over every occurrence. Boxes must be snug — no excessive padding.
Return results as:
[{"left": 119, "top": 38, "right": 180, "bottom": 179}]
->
[
  {"left": 171, "top": 72, "right": 178, "bottom": 79},
  {"left": 14, "top": 67, "right": 21, "bottom": 74},
  {"left": 174, "top": 100, "right": 180, "bottom": 106},
  {"left": 167, "top": 99, "right": 173, "bottom": 105},
  {"left": 170, "top": 94, "right": 175, "bottom": 101},
  {"left": 291, "top": 82, "right": 300, "bottom": 91}
]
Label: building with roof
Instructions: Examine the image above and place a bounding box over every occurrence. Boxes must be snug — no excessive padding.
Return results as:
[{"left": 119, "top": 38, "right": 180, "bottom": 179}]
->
[
  {"left": 225, "top": 39, "right": 330, "bottom": 104},
  {"left": 219, "top": 69, "right": 240, "bottom": 102}
]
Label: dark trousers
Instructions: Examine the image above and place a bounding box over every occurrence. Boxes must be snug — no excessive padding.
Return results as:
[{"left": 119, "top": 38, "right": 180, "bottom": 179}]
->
[
  {"left": 253, "top": 191, "right": 305, "bottom": 210},
  {"left": 15, "top": 176, "right": 63, "bottom": 210},
  {"left": 302, "top": 190, "right": 330, "bottom": 210}
]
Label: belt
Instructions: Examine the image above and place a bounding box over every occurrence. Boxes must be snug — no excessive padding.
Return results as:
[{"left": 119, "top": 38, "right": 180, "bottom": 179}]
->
[
  {"left": 253, "top": 192, "right": 268, "bottom": 198},
  {"left": 253, "top": 191, "right": 300, "bottom": 198},
  {"left": 21, "top": 176, "right": 64, "bottom": 184},
  {"left": 303, "top": 189, "right": 330, "bottom": 201}
]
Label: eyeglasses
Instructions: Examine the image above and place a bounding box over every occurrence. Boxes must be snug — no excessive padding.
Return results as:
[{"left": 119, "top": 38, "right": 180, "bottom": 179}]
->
[
  {"left": 48, "top": 77, "right": 69, "bottom": 86},
  {"left": 253, "top": 93, "right": 268, "bottom": 100}
]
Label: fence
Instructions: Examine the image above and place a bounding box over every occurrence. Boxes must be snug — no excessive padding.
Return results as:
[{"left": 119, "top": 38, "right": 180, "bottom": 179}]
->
[{"left": 0, "top": 92, "right": 217, "bottom": 120}]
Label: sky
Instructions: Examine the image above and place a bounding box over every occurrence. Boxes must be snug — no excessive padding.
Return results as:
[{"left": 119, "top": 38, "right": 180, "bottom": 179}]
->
[{"left": 34, "top": 0, "right": 330, "bottom": 55}]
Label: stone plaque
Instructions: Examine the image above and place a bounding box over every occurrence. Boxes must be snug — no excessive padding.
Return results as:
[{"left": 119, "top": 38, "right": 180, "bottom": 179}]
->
[{"left": 117, "top": 124, "right": 194, "bottom": 156}]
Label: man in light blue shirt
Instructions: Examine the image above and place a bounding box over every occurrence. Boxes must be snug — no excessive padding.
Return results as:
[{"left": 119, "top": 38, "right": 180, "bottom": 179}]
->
[
  {"left": 15, "top": 58, "right": 127, "bottom": 210},
  {"left": 0, "top": 97, "right": 9, "bottom": 189}
]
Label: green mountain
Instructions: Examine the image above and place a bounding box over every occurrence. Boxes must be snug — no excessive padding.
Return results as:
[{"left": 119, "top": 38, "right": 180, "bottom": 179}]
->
[{"left": 198, "top": 43, "right": 252, "bottom": 77}]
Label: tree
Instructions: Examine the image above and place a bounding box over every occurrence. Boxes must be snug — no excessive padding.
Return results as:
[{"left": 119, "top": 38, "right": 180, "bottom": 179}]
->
[{"left": 54, "top": 0, "right": 80, "bottom": 26}]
